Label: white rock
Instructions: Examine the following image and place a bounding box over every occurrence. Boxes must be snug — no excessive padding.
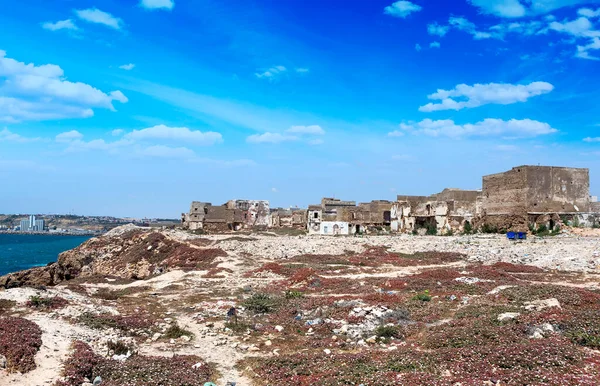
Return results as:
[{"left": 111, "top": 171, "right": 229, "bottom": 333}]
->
[
  {"left": 541, "top": 323, "right": 554, "bottom": 333},
  {"left": 497, "top": 312, "right": 520, "bottom": 322},
  {"left": 264, "top": 340, "right": 272, "bottom": 347},
  {"left": 524, "top": 298, "right": 561, "bottom": 311},
  {"left": 323, "top": 349, "right": 331, "bottom": 355},
  {"left": 274, "top": 325, "right": 284, "bottom": 332}
]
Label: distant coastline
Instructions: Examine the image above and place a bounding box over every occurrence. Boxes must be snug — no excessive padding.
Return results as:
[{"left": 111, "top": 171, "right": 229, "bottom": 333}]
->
[{"left": 0, "top": 230, "right": 102, "bottom": 237}]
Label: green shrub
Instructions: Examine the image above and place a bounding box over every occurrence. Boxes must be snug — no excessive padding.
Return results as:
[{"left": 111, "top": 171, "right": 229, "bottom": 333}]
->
[
  {"left": 106, "top": 340, "right": 132, "bottom": 356},
  {"left": 425, "top": 224, "right": 438, "bottom": 236},
  {"left": 163, "top": 324, "right": 194, "bottom": 340},
  {"left": 375, "top": 325, "right": 403, "bottom": 340},
  {"left": 285, "top": 290, "right": 304, "bottom": 299},
  {"left": 243, "top": 293, "right": 277, "bottom": 314},
  {"left": 412, "top": 290, "right": 432, "bottom": 302},
  {"left": 481, "top": 223, "right": 499, "bottom": 234},
  {"left": 26, "top": 295, "right": 68, "bottom": 310},
  {"left": 463, "top": 221, "right": 473, "bottom": 235}
]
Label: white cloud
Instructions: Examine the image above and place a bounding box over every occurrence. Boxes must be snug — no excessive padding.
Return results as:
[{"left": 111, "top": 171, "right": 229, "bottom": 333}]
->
[
  {"left": 119, "top": 63, "right": 135, "bottom": 71},
  {"left": 140, "top": 0, "right": 174, "bottom": 11},
  {"left": 42, "top": 19, "right": 79, "bottom": 32},
  {"left": 576, "top": 37, "right": 600, "bottom": 59},
  {"left": 137, "top": 145, "right": 194, "bottom": 159},
  {"left": 112, "top": 129, "right": 124, "bottom": 136},
  {"left": 247, "top": 132, "right": 298, "bottom": 144},
  {"left": 75, "top": 8, "right": 123, "bottom": 30},
  {"left": 579, "top": 8, "right": 600, "bottom": 18},
  {"left": 430, "top": 41, "right": 441, "bottom": 48},
  {"left": 427, "top": 23, "right": 449, "bottom": 37},
  {"left": 0, "top": 128, "right": 40, "bottom": 142},
  {"left": 394, "top": 118, "right": 558, "bottom": 138},
  {"left": 449, "top": 16, "right": 495, "bottom": 40},
  {"left": 548, "top": 17, "right": 600, "bottom": 38},
  {"left": 468, "top": 0, "right": 526, "bottom": 18},
  {"left": 308, "top": 138, "right": 324, "bottom": 145},
  {"left": 419, "top": 81, "right": 554, "bottom": 112},
  {"left": 55, "top": 130, "right": 84, "bottom": 142},
  {"left": 271, "top": 187, "right": 278, "bottom": 193},
  {"left": 468, "top": 0, "right": 596, "bottom": 18},
  {"left": 295, "top": 68, "right": 310, "bottom": 73},
  {"left": 0, "top": 50, "right": 127, "bottom": 122},
  {"left": 286, "top": 125, "right": 325, "bottom": 135},
  {"left": 0, "top": 97, "right": 94, "bottom": 123},
  {"left": 384, "top": 1, "right": 422, "bottom": 18},
  {"left": 255, "top": 65, "right": 287, "bottom": 80},
  {"left": 415, "top": 43, "right": 422, "bottom": 51},
  {"left": 584, "top": 136, "right": 600, "bottom": 142},
  {"left": 126, "top": 124, "right": 223, "bottom": 145}
]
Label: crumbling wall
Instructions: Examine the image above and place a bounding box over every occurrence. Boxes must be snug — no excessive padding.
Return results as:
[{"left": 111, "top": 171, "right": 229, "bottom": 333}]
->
[
  {"left": 482, "top": 168, "right": 529, "bottom": 215},
  {"left": 526, "top": 166, "right": 590, "bottom": 213}
]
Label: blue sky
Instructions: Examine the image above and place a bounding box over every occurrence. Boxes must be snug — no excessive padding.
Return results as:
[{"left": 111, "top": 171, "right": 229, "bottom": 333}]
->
[{"left": 1, "top": 0, "right": 600, "bottom": 218}]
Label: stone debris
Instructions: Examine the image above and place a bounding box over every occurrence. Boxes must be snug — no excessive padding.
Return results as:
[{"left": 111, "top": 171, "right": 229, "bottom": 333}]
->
[
  {"left": 454, "top": 277, "right": 493, "bottom": 285},
  {"left": 524, "top": 298, "right": 562, "bottom": 311},
  {"left": 497, "top": 312, "right": 520, "bottom": 322}
]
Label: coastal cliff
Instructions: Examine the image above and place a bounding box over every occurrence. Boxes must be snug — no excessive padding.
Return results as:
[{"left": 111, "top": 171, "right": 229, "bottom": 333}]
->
[{"left": 0, "top": 225, "right": 225, "bottom": 289}]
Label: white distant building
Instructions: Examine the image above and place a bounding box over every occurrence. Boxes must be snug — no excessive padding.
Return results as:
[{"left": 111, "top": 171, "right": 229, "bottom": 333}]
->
[
  {"left": 319, "top": 221, "right": 349, "bottom": 235},
  {"left": 19, "top": 215, "right": 45, "bottom": 232}
]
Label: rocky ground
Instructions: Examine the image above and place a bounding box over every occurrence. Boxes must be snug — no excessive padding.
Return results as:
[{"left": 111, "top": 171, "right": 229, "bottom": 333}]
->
[{"left": 1, "top": 226, "right": 600, "bottom": 385}]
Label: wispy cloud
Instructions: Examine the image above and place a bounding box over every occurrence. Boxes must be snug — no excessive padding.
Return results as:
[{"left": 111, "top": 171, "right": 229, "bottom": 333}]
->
[
  {"left": 393, "top": 118, "right": 558, "bottom": 138},
  {"left": 0, "top": 128, "right": 41, "bottom": 142},
  {"left": 430, "top": 41, "right": 441, "bottom": 48},
  {"left": 384, "top": 1, "right": 422, "bottom": 18},
  {"left": 75, "top": 8, "right": 123, "bottom": 30},
  {"left": 247, "top": 132, "right": 298, "bottom": 144},
  {"left": 419, "top": 81, "right": 554, "bottom": 112},
  {"left": 126, "top": 125, "right": 223, "bottom": 145},
  {"left": 41, "top": 19, "right": 79, "bottom": 32},
  {"left": 55, "top": 130, "right": 84, "bottom": 143},
  {"left": 255, "top": 65, "right": 287, "bottom": 80},
  {"left": 286, "top": 125, "right": 325, "bottom": 135},
  {"left": 139, "top": 0, "right": 175, "bottom": 11},
  {"left": 427, "top": 23, "right": 449, "bottom": 37},
  {"left": 119, "top": 63, "right": 135, "bottom": 71}
]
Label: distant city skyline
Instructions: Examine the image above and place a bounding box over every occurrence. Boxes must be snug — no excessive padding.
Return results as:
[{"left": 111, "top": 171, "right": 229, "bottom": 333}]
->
[{"left": 2, "top": 1, "right": 600, "bottom": 218}]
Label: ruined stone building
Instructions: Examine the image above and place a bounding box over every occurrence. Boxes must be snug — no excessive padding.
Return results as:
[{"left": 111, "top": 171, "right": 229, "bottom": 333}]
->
[
  {"left": 393, "top": 189, "right": 481, "bottom": 234},
  {"left": 271, "top": 208, "right": 307, "bottom": 229},
  {"left": 182, "top": 165, "right": 600, "bottom": 235},
  {"left": 481, "top": 165, "right": 597, "bottom": 231},
  {"left": 225, "top": 200, "right": 270, "bottom": 228}
]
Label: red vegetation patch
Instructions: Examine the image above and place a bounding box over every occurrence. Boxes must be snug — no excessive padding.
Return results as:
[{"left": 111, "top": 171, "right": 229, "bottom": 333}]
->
[
  {"left": 244, "top": 337, "right": 600, "bottom": 385},
  {"left": 55, "top": 341, "right": 215, "bottom": 386},
  {"left": 491, "top": 262, "right": 545, "bottom": 273},
  {"left": 78, "top": 312, "right": 154, "bottom": 333},
  {"left": 0, "top": 317, "right": 43, "bottom": 373}
]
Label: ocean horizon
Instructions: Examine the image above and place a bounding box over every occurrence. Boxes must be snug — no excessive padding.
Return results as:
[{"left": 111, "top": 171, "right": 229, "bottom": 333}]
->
[{"left": 0, "top": 234, "right": 91, "bottom": 276}]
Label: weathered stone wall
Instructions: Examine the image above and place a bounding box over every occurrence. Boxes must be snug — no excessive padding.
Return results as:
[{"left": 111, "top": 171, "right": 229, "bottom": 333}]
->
[
  {"left": 525, "top": 166, "right": 590, "bottom": 213},
  {"left": 482, "top": 167, "right": 529, "bottom": 215},
  {"left": 483, "top": 166, "right": 590, "bottom": 216}
]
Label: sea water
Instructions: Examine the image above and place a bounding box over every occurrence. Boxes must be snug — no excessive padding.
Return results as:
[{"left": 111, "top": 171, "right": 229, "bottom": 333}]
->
[{"left": 0, "top": 234, "right": 91, "bottom": 276}]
